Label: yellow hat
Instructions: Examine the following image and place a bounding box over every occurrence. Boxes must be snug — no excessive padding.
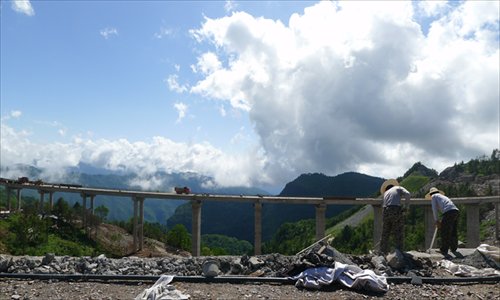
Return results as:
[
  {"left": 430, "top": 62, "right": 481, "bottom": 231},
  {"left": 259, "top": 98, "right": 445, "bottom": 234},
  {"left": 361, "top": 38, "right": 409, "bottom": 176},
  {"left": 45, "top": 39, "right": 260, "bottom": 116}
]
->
[
  {"left": 380, "top": 179, "right": 399, "bottom": 195},
  {"left": 425, "top": 187, "right": 445, "bottom": 200}
]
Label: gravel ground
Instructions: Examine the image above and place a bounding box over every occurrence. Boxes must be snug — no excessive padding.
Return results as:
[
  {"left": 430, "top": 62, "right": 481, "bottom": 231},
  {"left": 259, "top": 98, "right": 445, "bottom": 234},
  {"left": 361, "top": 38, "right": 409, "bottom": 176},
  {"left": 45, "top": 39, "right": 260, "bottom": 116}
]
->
[{"left": 1, "top": 278, "right": 499, "bottom": 299}]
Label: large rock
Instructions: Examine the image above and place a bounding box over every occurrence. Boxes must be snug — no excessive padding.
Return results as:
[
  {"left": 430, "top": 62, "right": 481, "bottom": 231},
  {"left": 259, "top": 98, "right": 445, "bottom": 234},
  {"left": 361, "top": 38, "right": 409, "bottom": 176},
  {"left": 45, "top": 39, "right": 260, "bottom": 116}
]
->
[
  {"left": 41, "top": 253, "right": 55, "bottom": 266},
  {"left": 0, "top": 255, "right": 13, "bottom": 272},
  {"left": 387, "top": 249, "right": 406, "bottom": 270}
]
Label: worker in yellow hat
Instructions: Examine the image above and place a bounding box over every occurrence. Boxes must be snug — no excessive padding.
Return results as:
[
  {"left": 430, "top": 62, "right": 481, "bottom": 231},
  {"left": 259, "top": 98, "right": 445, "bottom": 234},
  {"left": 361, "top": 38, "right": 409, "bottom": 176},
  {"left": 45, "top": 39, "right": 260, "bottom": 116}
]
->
[
  {"left": 425, "top": 187, "right": 459, "bottom": 255},
  {"left": 379, "top": 179, "right": 411, "bottom": 254}
]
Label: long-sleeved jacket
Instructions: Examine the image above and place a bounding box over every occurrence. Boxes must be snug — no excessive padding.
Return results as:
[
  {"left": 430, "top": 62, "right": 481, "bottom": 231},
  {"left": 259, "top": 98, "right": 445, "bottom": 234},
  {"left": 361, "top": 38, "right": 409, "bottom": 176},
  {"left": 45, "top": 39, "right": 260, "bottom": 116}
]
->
[
  {"left": 431, "top": 193, "right": 458, "bottom": 221},
  {"left": 383, "top": 186, "right": 411, "bottom": 208}
]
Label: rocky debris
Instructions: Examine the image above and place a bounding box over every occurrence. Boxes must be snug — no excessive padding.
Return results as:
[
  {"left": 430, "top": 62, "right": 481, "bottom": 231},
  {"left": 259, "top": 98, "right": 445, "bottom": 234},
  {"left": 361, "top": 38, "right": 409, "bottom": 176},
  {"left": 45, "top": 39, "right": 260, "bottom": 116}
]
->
[
  {"left": 1, "top": 247, "right": 499, "bottom": 300},
  {"left": 453, "top": 249, "right": 500, "bottom": 270},
  {"left": 0, "top": 253, "right": 294, "bottom": 277},
  {"left": 2, "top": 245, "right": 495, "bottom": 281},
  {"left": 284, "top": 243, "right": 356, "bottom": 276}
]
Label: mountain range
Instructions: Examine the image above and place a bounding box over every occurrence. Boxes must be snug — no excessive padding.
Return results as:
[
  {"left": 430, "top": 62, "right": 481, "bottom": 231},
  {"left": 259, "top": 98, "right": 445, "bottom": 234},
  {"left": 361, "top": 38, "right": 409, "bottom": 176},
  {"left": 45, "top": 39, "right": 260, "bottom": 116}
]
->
[
  {"left": 0, "top": 164, "right": 268, "bottom": 224},
  {"left": 1, "top": 149, "right": 498, "bottom": 244},
  {"left": 0, "top": 164, "right": 385, "bottom": 241}
]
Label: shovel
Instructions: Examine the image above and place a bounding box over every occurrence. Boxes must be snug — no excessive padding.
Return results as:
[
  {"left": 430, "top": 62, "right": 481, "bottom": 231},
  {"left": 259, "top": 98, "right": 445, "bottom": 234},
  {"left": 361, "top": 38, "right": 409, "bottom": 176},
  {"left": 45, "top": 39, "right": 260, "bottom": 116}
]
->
[{"left": 427, "top": 226, "right": 438, "bottom": 254}]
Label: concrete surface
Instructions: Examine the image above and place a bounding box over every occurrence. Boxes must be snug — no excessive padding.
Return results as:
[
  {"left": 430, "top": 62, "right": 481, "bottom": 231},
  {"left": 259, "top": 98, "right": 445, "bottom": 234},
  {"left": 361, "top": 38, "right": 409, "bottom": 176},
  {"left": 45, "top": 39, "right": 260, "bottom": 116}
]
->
[{"left": 407, "top": 248, "right": 477, "bottom": 260}]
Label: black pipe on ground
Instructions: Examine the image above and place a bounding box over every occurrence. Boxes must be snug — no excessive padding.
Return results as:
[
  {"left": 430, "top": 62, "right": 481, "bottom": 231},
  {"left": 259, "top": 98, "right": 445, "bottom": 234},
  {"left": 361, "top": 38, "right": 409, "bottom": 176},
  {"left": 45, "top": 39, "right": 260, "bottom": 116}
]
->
[{"left": 0, "top": 273, "right": 499, "bottom": 285}]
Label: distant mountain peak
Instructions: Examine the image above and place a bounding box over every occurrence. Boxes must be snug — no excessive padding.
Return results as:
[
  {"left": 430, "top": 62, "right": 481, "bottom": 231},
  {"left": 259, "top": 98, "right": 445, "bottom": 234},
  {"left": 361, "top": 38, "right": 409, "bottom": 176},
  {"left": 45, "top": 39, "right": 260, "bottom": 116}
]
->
[
  {"left": 403, "top": 162, "right": 438, "bottom": 178},
  {"left": 280, "top": 172, "right": 384, "bottom": 198}
]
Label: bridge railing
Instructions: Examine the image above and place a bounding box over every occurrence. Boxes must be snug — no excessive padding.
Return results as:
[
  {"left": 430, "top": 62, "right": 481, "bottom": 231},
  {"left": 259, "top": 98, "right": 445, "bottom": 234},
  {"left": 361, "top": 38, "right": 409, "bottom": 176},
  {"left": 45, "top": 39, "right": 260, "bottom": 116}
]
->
[{"left": 1, "top": 181, "right": 498, "bottom": 256}]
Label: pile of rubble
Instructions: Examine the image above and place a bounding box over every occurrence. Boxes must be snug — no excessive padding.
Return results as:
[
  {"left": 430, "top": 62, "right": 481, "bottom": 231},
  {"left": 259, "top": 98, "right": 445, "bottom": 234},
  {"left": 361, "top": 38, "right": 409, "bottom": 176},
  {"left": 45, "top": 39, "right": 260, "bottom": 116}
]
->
[{"left": 0, "top": 243, "right": 498, "bottom": 280}]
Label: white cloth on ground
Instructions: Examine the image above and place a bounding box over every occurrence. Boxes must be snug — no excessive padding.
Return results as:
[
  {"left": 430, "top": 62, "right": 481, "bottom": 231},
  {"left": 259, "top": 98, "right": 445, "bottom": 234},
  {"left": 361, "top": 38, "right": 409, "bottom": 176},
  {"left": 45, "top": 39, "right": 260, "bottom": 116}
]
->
[
  {"left": 290, "top": 262, "right": 389, "bottom": 293},
  {"left": 135, "top": 275, "right": 190, "bottom": 300},
  {"left": 438, "top": 260, "right": 500, "bottom": 277}
]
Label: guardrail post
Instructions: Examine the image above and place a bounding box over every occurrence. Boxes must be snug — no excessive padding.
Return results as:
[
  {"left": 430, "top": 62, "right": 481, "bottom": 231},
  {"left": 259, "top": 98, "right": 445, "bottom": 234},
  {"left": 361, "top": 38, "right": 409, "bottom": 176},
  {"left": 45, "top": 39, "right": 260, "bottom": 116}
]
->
[
  {"left": 191, "top": 200, "right": 202, "bottom": 257},
  {"left": 466, "top": 203, "right": 480, "bottom": 247},
  {"left": 424, "top": 206, "right": 435, "bottom": 249},
  {"left": 372, "top": 205, "right": 382, "bottom": 250},
  {"left": 315, "top": 203, "right": 327, "bottom": 241},
  {"left": 254, "top": 201, "right": 262, "bottom": 255}
]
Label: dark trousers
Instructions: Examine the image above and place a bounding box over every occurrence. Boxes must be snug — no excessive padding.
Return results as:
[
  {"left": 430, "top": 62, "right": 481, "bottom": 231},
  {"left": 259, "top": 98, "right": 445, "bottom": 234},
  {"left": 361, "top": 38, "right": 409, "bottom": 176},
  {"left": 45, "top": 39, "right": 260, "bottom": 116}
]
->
[
  {"left": 380, "top": 206, "right": 404, "bottom": 254},
  {"left": 440, "top": 209, "right": 459, "bottom": 253}
]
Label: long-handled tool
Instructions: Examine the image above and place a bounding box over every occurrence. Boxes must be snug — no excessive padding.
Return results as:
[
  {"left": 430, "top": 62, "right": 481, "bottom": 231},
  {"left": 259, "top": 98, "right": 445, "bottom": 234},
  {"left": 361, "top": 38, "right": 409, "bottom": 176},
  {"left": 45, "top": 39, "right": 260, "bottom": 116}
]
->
[{"left": 427, "top": 226, "right": 438, "bottom": 253}]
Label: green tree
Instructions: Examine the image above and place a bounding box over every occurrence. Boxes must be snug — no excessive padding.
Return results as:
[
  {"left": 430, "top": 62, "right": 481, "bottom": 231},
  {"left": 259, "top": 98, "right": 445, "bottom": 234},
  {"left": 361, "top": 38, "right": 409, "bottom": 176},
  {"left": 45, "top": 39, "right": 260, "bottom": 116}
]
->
[
  {"left": 52, "top": 197, "right": 72, "bottom": 219},
  {"left": 201, "top": 234, "right": 253, "bottom": 255},
  {"left": 94, "top": 205, "right": 109, "bottom": 222},
  {"left": 144, "top": 222, "right": 168, "bottom": 243},
  {"left": 7, "top": 212, "right": 50, "bottom": 254},
  {"left": 331, "top": 217, "right": 373, "bottom": 254},
  {"left": 167, "top": 224, "right": 191, "bottom": 251},
  {"left": 263, "top": 219, "right": 315, "bottom": 255}
]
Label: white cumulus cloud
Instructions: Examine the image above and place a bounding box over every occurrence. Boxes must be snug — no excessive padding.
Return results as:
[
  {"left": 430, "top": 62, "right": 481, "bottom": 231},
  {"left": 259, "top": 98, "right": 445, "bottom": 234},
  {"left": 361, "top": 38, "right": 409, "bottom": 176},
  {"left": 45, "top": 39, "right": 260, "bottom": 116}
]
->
[
  {"left": 174, "top": 102, "right": 188, "bottom": 123},
  {"left": 11, "top": 0, "right": 35, "bottom": 16},
  {"left": 11, "top": 111, "right": 22, "bottom": 118},
  {"left": 100, "top": 27, "right": 118, "bottom": 39},
  {"left": 1, "top": 1, "right": 498, "bottom": 190},
  {"left": 166, "top": 74, "right": 188, "bottom": 93},
  {"left": 186, "top": 1, "right": 499, "bottom": 183},
  {"left": 154, "top": 26, "right": 174, "bottom": 39}
]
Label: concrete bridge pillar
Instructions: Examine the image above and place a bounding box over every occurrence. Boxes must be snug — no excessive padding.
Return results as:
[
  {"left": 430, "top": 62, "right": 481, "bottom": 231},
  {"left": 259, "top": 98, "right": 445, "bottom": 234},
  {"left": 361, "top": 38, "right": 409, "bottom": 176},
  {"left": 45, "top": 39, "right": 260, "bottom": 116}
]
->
[
  {"left": 138, "top": 197, "right": 144, "bottom": 250},
  {"left": 254, "top": 201, "right": 262, "bottom": 255},
  {"left": 132, "top": 197, "right": 139, "bottom": 252},
  {"left": 6, "top": 188, "right": 12, "bottom": 211},
  {"left": 372, "top": 205, "right": 382, "bottom": 250},
  {"left": 466, "top": 203, "right": 480, "bottom": 247},
  {"left": 191, "top": 200, "right": 202, "bottom": 257},
  {"left": 315, "top": 203, "right": 327, "bottom": 241},
  {"left": 39, "top": 191, "right": 45, "bottom": 213},
  {"left": 82, "top": 193, "right": 87, "bottom": 230},
  {"left": 49, "top": 192, "right": 54, "bottom": 210},
  {"left": 90, "top": 195, "right": 95, "bottom": 214},
  {"left": 16, "top": 189, "right": 22, "bottom": 211}
]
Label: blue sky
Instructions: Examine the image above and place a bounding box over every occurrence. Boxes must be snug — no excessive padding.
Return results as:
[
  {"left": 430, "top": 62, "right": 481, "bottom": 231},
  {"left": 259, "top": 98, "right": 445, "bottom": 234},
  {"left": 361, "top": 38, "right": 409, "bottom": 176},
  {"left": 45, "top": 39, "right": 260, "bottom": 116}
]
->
[{"left": 1, "top": 1, "right": 499, "bottom": 192}]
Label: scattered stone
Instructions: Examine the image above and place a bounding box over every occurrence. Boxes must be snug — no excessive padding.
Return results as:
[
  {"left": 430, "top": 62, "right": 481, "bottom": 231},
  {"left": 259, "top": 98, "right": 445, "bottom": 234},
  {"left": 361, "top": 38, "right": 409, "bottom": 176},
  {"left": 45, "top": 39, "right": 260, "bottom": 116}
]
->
[
  {"left": 248, "top": 257, "right": 265, "bottom": 270},
  {"left": 0, "top": 245, "right": 496, "bottom": 288},
  {"left": 0, "top": 255, "right": 13, "bottom": 272},
  {"left": 41, "top": 253, "right": 55, "bottom": 266},
  {"left": 387, "top": 249, "right": 406, "bottom": 270}
]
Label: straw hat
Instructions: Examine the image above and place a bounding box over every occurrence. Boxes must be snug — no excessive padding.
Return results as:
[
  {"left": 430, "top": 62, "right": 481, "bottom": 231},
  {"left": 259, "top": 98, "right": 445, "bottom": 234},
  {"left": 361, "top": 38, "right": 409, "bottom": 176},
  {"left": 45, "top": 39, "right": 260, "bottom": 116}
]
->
[
  {"left": 380, "top": 179, "right": 399, "bottom": 195},
  {"left": 425, "top": 187, "right": 445, "bottom": 200}
]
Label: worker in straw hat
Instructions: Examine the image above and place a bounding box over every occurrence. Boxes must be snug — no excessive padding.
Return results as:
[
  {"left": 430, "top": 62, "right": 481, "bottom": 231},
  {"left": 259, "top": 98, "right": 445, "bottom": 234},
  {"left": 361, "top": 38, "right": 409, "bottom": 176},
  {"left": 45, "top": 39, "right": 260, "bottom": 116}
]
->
[
  {"left": 426, "top": 187, "right": 459, "bottom": 255},
  {"left": 378, "top": 179, "right": 411, "bottom": 254}
]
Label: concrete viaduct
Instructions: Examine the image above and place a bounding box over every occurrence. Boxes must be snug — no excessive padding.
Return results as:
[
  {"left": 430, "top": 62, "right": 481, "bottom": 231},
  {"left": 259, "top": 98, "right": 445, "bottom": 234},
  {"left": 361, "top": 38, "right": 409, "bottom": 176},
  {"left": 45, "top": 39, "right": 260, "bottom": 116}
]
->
[{"left": 1, "top": 181, "right": 499, "bottom": 256}]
